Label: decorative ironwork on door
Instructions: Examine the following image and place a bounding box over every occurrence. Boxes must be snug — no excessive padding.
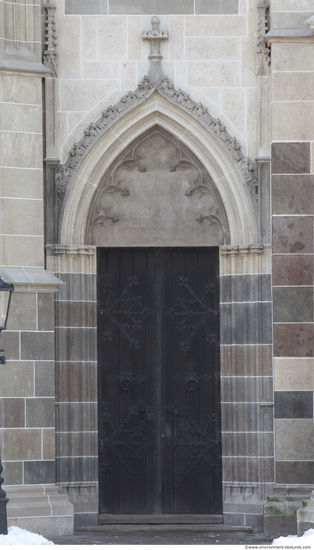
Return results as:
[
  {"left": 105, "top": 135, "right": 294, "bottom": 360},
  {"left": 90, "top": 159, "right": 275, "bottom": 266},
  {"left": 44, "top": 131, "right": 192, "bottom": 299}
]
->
[{"left": 98, "top": 248, "right": 221, "bottom": 515}]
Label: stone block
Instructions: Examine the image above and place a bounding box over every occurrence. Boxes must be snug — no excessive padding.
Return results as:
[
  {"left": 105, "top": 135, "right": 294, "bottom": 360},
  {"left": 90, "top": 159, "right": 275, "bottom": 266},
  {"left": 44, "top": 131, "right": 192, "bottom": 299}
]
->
[
  {"left": 274, "top": 358, "right": 314, "bottom": 391},
  {"left": 60, "top": 79, "right": 119, "bottom": 112},
  {"left": 273, "top": 255, "right": 313, "bottom": 286},
  {"left": 26, "top": 397, "right": 55, "bottom": 428},
  {"left": 59, "top": 482, "right": 98, "bottom": 514},
  {"left": 185, "top": 37, "right": 239, "bottom": 60},
  {"left": 74, "top": 512, "right": 98, "bottom": 527},
  {"left": 0, "top": 74, "right": 42, "bottom": 105},
  {"left": 82, "top": 61, "right": 120, "bottom": 80},
  {"left": 121, "top": 61, "right": 137, "bottom": 90},
  {"left": 0, "top": 362, "right": 34, "bottom": 397},
  {"left": 55, "top": 274, "right": 97, "bottom": 302},
  {"left": 2, "top": 332, "right": 19, "bottom": 361},
  {"left": 0, "top": 103, "right": 42, "bottom": 133},
  {"left": 7, "top": 516, "right": 74, "bottom": 539},
  {"left": 220, "top": 344, "right": 273, "bottom": 376},
  {"left": 24, "top": 461, "right": 55, "bottom": 484},
  {"left": 272, "top": 43, "right": 314, "bottom": 72},
  {"left": 169, "top": 16, "right": 184, "bottom": 60},
  {"left": 56, "top": 327, "right": 97, "bottom": 362},
  {"left": 185, "top": 15, "right": 246, "bottom": 36},
  {"left": 221, "top": 402, "right": 273, "bottom": 432},
  {"left": 264, "top": 516, "right": 297, "bottom": 538},
  {"left": 222, "top": 432, "right": 274, "bottom": 458},
  {"left": 56, "top": 15, "right": 81, "bottom": 79},
  {"left": 272, "top": 102, "right": 314, "bottom": 142},
  {"left": 221, "top": 376, "right": 273, "bottom": 404},
  {"left": 65, "top": 0, "right": 108, "bottom": 14},
  {"left": 196, "top": 0, "right": 238, "bottom": 13},
  {"left": 276, "top": 461, "right": 314, "bottom": 485},
  {"left": 109, "top": 0, "right": 193, "bottom": 14},
  {"left": 245, "top": 514, "right": 264, "bottom": 533},
  {"left": 220, "top": 302, "right": 272, "bottom": 344},
  {"left": 0, "top": 132, "right": 42, "bottom": 169},
  {"left": 274, "top": 324, "right": 314, "bottom": 357},
  {"left": 223, "top": 457, "right": 274, "bottom": 483},
  {"left": 0, "top": 398, "right": 25, "bottom": 428},
  {"left": 127, "top": 16, "right": 141, "bottom": 60},
  {"left": 272, "top": 72, "right": 314, "bottom": 102},
  {"left": 35, "top": 362, "right": 55, "bottom": 397},
  {"left": 56, "top": 301, "right": 97, "bottom": 328},
  {"left": 56, "top": 457, "right": 98, "bottom": 483},
  {"left": 274, "top": 287, "right": 313, "bottom": 323},
  {"left": 2, "top": 429, "right": 41, "bottom": 461},
  {"left": 220, "top": 274, "right": 271, "bottom": 303},
  {"left": 0, "top": 167, "right": 43, "bottom": 199},
  {"left": 38, "top": 293, "right": 55, "bottom": 331},
  {"left": 272, "top": 142, "right": 311, "bottom": 175},
  {"left": 6, "top": 292, "right": 37, "bottom": 331},
  {"left": 57, "top": 403, "right": 97, "bottom": 433},
  {"left": 223, "top": 513, "right": 244, "bottom": 526},
  {"left": 274, "top": 391, "right": 313, "bottom": 419},
  {"left": 98, "top": 16, "right": 127, "bottom": 60},
  {"left": 276, "top": 419, "right": 314, "bottom": 460},
  {"left": 187, "top": 61, "right": 240, "bottom": 87},
  {"left": 21, "top": 332, "right": 54, "bottom": 361},
  {"left": 272, "top": 216, "right": 313, "bottom": 254},
  {"left": 0, "top": 198, "right": 43, "bottom": 236},
  {"left": 272, "top": 175, "right": 314, "bottom": 215},
  {"left": 43, "top": 429, "right": 55, "bottom": 460},
  {"left": 58, "top": 431, "right": 97, "bottom": 458},
  {"left": 2, "top": 462, "right": 23, "bottom": 485},
  {"left": 57, "top": 362, "right": 97, "bottom": 402},
  {"left": 81, "top": 16, "right": 98, "bottom": 61},
  {"left": 271, "top": 11, "right": 313, "bottom": 29}
]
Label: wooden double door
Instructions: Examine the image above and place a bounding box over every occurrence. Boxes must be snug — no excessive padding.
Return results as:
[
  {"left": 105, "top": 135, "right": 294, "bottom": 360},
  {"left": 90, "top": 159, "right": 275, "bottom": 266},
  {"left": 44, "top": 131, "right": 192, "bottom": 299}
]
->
[{"left": 97, "top": 248, "right": 222, "bottom": 515}]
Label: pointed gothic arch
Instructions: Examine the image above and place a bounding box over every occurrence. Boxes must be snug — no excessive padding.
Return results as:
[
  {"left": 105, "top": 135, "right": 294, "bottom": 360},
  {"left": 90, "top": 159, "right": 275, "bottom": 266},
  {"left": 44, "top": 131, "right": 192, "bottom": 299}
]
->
[{"left": 57, "top": 83, "right": 258, "bottom": 246}]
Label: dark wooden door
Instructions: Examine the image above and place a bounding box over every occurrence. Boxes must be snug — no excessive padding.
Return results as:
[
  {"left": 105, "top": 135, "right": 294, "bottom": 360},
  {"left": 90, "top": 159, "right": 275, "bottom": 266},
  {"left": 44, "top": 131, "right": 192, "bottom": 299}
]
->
[{"left": 98, "top": 248, "right": 221, "bottom": 515}]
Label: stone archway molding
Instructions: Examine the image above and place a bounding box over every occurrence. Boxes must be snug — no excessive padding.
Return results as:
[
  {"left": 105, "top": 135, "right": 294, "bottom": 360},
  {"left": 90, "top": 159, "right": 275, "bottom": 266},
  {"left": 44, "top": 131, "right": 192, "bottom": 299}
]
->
[{"left": 57, "top": 76, "right": 258, "bottom": 245}]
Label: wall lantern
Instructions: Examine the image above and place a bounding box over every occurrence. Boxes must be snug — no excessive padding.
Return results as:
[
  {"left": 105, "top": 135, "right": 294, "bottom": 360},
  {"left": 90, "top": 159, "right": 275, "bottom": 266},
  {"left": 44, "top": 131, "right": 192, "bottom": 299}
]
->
[
  {"left": 0, "top": 275, "right": 14, "bottom": 535},
  {"left": 0, "top": 277, "right": 14, "bottom": 365}
]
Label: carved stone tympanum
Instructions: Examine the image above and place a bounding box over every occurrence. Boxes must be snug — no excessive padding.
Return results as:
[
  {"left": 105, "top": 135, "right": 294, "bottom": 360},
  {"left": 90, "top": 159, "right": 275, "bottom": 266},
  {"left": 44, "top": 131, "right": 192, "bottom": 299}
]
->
[{"left": 87, "top": 129, "right": 229, "bottom": 247}]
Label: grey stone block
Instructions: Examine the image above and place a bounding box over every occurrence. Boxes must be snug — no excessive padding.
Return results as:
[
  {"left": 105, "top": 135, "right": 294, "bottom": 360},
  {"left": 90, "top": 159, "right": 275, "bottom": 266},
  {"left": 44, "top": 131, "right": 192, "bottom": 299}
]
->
[
  {"left": 57, "top": 362, "right": 97, "bottom": 402},
  {"left": 274, "top": 391, "right": 313, "bottom": 419},
  {"left": 221, "top": 376, "right": 273, "bottom": 404},
  {"left": 8, "top": 516, "right": 74, "bottom": 538},
  {"left": 223, "top": 513, "right": 244, "bottom": 526},
  {"left": 273, "top": 287, "right": 313, "bottom": 323},
  {"left": 38, "top": 293, "right": 55, "bottom": 331},
  {"left": 58, "top": 431, "right": 97, "bottom": 458},
  {"left": 272, "top": 174, "right": 314, "bottom": 215},
  {"left": 272, "top": 142, "right": 311, "bottom": 175},
  {"left": 24, "top": 460, "right": 55, "bottom": 484},
  {"left": 2, "top": 332, "right": 19, "bottom": 360},
  {"left": 221, "top": 345, "right": 273, "bottom": 376},
  {"left": 26, "top": 397, "right": 55, "bottom": 427},
  {"left": 222, "top": 431, "right": 274, "bottom": 458},
  {"left": 65, "top": 0, "right": 108, "bottom": 14},
  {"left": 57, "top": 402, "right": 97, "bottom": 432},
  {"left": 220, "top": 302, "right": 272, "bottom": 344},
  {"left": 56, "top": 327, "right": 97, "bottom": 362},
  {"left": 244, "top": 514, "right": 264, "bottom": 533},
  {"left": 6, "top": 292, "right": 37, "bottom": 331},
  {"left": 258, "top": 160, "right": 271, "bottom": 244},
  {"left": 109, "top": 0, "right": 194, "bottom": 14},
  {"left": 264, "top": 516, "right": 297, "bottom": 537},
  {"left": 0, "top": 362, "right": 34, "bottom": 397},
  {"left": 195, "top": 0, "right": 238, "bottom": 13},
  {"left": 56, "top": 457, "right": 98, "bottom": 483},
  {"left": 220, "top": 274, "right": 271, "bottom": 303},
  {"left": 276, "top": 461, "right": 314, "bottom": 485},
  {"left": 56, "top": 274, "right": 97, "bottom": 302},
  {"left": 2, "top": 429, "right": 41, "bottom": 461},
  {"left": 56, "top": 301, "right": 97, "bottom": 328},
  {"left": 223, "top": 457, "right": 274, "bottom": 483},
  {"left": 274, "top": 323, "right": 314, "bottom": 357},
  {"left": 74, "top": 512, "right": 98, "bottom": 528},
  {"left": 0, "top": 397, "right": 25, "bottom": 427},
  {"left": 2, "top": 462, "right": 23, "bottom": 485},
  {"left": 21, "top": 332, "right": 54, "bottom": 361},
  {"left": 221, "top": 403, "right": 273, "bottom": 432},
  {"left": 35, "top": 362, "right": 55, "bottom": 397}
]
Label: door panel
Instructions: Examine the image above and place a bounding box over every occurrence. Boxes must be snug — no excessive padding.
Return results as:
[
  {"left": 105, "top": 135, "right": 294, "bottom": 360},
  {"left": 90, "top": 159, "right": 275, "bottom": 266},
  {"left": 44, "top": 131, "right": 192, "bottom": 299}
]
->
[{"left": 98, "top": 248, "right": 221, "bottom": 515}]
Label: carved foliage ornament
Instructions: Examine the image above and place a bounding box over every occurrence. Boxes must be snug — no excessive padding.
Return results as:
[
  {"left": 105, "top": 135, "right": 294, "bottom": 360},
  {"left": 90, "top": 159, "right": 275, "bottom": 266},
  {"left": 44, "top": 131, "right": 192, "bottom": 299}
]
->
[
  {"left": 56, "top": 76, "right": 258, "bottom": 210},
  {"left": 43, "top": 1, "right": 58, "bottom": 76},
  {"left": 256, "top": 1, "right": 270, "bottom": 76}
]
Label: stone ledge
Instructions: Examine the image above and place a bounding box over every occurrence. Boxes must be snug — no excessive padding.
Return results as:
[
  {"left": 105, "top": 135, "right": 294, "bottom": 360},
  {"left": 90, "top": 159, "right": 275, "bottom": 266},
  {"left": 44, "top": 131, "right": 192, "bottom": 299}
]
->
[
  {"left": 266, "top": 28, "right": 314, "bottom": 44},
  {"left": 0, "top": 267, "right": 63, "bottom": 292},
  {"left": 5, "top": 484, "right": 74, "bottom": 537}
]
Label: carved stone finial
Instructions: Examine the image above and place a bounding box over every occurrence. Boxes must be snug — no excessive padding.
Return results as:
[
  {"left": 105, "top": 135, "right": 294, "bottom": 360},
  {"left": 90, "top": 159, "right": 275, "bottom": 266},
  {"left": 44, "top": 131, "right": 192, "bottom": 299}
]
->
[
  {"left": 43, "top": 0, "right": 58, "bottom": 76},
  {"left": 142, "top": 16, "right": 169, "bottom": 83},
  {"left": 256, "top": 1, "right": 270, "bottom": 76}
]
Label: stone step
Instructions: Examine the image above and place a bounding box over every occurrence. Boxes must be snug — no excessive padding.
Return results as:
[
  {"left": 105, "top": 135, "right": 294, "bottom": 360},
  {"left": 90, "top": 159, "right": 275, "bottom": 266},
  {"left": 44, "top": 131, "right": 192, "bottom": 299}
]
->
[
  {"left": 77, "top": 524, "right": 253, "bottom": 535},
  {"left": 99, "top": 514, "right": 223, "bottom": 524}
]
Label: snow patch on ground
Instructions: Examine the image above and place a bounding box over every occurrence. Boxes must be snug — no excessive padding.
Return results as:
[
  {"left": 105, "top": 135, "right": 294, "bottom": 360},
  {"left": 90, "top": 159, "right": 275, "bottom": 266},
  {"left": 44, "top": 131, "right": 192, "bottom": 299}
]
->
[
  {"left": 0, "top": 526, "right": 54, "bottom": 545},
  {"left": 273, "top": 528, "right": 314, "bottom": 546}
]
